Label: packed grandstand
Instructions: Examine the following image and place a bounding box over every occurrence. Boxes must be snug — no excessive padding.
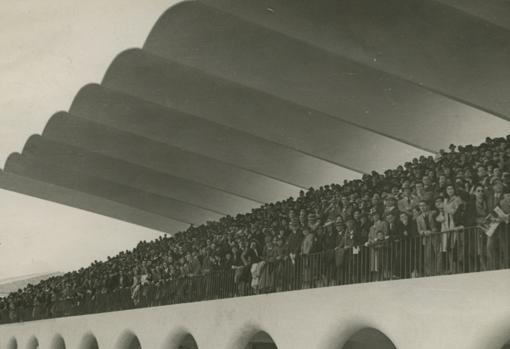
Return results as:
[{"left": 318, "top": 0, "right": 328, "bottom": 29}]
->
[{"left": 1, "top": 135, "right": 510, "bottom": 323}]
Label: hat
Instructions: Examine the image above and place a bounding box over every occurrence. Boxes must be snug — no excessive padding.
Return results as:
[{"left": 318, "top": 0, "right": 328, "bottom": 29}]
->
[
  {"left": 323, "top": 219, "right": 335, "bottom": 227},
  {"left": 335, "top": 216, "right": 344, "bottom": 224},
  {"left": 289, "top": 221, "right": 299, "bottom": 229},
  {"left": 491, "top": 177, "right": 503, "bottom": 185}
]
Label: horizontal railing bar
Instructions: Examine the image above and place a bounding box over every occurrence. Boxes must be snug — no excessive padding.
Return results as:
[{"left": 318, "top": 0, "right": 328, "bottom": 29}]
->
[{"left": 1, "top": 226, "right": 507, "bottom": 324}]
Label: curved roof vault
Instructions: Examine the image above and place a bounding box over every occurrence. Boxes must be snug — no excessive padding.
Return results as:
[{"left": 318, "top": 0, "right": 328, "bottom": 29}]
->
[{"left": 1, "top": 0, "right": 510, "bottom": 232}]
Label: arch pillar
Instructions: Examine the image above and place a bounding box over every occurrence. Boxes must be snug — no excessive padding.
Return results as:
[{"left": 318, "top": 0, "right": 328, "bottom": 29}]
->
[
  {"left": 219, "top": 322, "right": 313, "bottom": 349},
  {"left": 461, "top": 313, "right": 510, "bottom": 349},
  {"left": 5, "top": 336, "right": 18, "bottom": 349},
  {"left": 136, "top": 330, "right": 167, "bottom": 349},
  {"left": 77, "top": 332, "right": 100, "bottom": 349},
  {"left": 24, "top": 336, "right": 41, "bottom": 349},
  {"left": 50, "top": 334, "right": 66, "bottom": 349},
  {"left": 114, "top": 330, "right": 141, "bottom": 349},
  {"left": 90, "top": 329, "right": 117, "bottom": 349},
  {"left": 161, "top": 328, "right": 198, "bottom": 349}
]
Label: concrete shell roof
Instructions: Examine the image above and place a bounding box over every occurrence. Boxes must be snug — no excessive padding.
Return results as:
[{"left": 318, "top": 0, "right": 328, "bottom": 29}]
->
[{"left": 1, "top": 0, "right": 510, "bottom": 232}]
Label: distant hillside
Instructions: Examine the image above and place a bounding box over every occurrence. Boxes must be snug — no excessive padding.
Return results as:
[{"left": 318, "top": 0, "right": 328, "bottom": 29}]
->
[{"left": 0, "top": 272, "right": 63, "bottom": 297}]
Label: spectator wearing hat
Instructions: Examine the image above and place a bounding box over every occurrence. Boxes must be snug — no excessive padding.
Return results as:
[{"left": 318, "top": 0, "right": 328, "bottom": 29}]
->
[
  {"left": 398, "top": 185, "right": 415, "bottom": 215},
  {"left": 344, "top": 216, "right": 363, "bottom": 282},
  {"left": 477, "top": 166, "right": 491, "bottom": 189},
  {"left": 384, "top": 196, "right": 400, "bottom": 218},
  {"left": 333, "top": 217, "right": 348, "bottom": 284},
  {"left": 496, "top": 187, "right": 510, "bottom": 269},
  {"left": 399, "top": 212, "right": 418, "bottom": 277},
  {"left": 243, "top": 241, "right": 263, "bottom": 293},
  {"left": 486, "top": 178, "right": 505, "bottom": 268},
  {"left": 437, "top": 175, "right": 448, "bottom": 194},
  {"left": 271, "top": 238, "right": 289, "bottom": 292},
  {"left": 434, "top": 196, "right": 448, "bottom": 272},
  {"left": 473, "top": 185, "right": 489, "bottom": 270},
  {"left": 417, "top": 200, "right": 440, "bottom": 276},
  {"left": 367, "top": 210, "right": 389, "bottom": 280},
  {"left": 307, "top": 213, "right": 322, "bottom": 238},
  {"left": 422, "top": 175, "right": 437, "bottom": 200},
  {"left": 386, "top": 211, "right": 406, "bottom": 278},
  {"left": 319, "top": 220, "right": 337, "bottom": 285},
  {"left": 415, "top": 182, "right": 433, "bottom": 206},
  {"left": 487, "top": 178, "right": 505, "bottom": 211},
  {"left": 321, "top": 220, "right": 337, "bottom": 250},
  {"left": 287, "top": 221, "right": 304, "bottom": 263},
  {"left": 286, "top": 220, "right": 305, "bottom": 288},
  {"left": 259, "top": 237, "right": 277, "bottom": 293},
  {"left": 444, "top": 185, "right": 466, "bottom": 272},
  {"left": 371, "top": 194, "right": 385, "bottom": 217},
  {"left": 301, "top": 228, "right": 316, "bottom": 288}
]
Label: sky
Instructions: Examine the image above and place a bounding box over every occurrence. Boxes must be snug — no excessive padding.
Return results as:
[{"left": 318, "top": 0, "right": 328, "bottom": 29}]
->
[{"left": 0, "top": 0, "right": 180, "bottom": 280}]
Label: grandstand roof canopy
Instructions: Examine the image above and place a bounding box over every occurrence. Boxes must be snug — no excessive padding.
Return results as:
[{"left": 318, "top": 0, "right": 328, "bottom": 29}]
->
[{"left": 1, "top": 0, "right": 510, "bottom": 232}]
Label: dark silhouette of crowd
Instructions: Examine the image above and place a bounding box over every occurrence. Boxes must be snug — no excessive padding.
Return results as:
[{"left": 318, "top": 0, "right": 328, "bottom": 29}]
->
[{"left": 2, "top": 135, "right": 510, "bottom": 323}]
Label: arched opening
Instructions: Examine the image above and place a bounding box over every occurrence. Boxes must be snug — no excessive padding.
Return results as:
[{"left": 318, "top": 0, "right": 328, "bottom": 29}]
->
[
  {"left": 51, "top": 335, "right": 66, "bottom": 349},
  {"left": 79, "top": 333, "right": 99, "bottom": 349},
  {"left": 116, "top": 331, "right": 141, "bottom": 349},
  {"left": 245, "top": 331, "right": 277, "bottom": 349},
  {"left": 164, "top": 330, "right": 199, "bottom": 349},
  {"left": 176, "top": 334, "right": 198, "bottom": 349},
  {"left": 7, "top": 337, "right": 18, "bottom": 349},
  {"left": 26, "top": 337, "right": 39, "bottom": 349},
  {"left": 341, "top": 328, "right": 396, "bottom": 349}
]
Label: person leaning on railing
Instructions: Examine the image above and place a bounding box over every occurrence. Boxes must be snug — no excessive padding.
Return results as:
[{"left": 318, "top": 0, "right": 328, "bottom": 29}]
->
[
  {"left": 444, "top": 184, "right": 467, "bottom": 272},
  {"left": 243, "top": 240, "right": 262, "bottom": 293},
  {"left": 230, "top": 244, "right": 246, "bottom": 295},
  {"left": 473, "top": 184, "right": 489, "bottom": 270},
  {"left": 258, "top": 235, "right": 277, "bottom": 293},
  {"left": 333, "top": 217, "right": 347, "bottom": 283},
  {"left": 333, "top": 216, "right": 361, "bottom": 284},
  {"left": 300, "top": 227, "right": 315, "bottom": 288},
  {"left": 272, "top": 236, "right": 289, "bottom": 291},
  {"left": 494, "top": 187, "right": 510, "bottom": 268},
  {"left": 0, "top": 299, "right": 9, "bottom": 324},
  {"left": 485, "top": 178, "right": 509, "bottom": 269},
  {"left": 7, "top": 298, "right": 17, "bottom": 322},
  {"left": 386, "top": 210, "right": 409, "bottom": 278},
  {"left": 398, "top": 212, "right": 418, "bottom": 278},
  {"left": 318, "top": 219, "right": 337, "bottom": 286},
  {"left": 366, "top": 209, "right": 389, "bottom": 280},
  {"left": 416, "top": 200, "right": 440, "bottom": 276}
]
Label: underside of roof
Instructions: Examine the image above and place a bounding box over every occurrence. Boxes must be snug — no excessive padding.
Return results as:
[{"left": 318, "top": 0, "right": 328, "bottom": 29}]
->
[{"left": 1, "top": 0, "right": 510, "bottom": 232}]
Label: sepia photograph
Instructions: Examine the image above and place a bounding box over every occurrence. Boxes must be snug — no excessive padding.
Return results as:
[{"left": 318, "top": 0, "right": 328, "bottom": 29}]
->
[{"left": 1, "top": 0, "right": 510, "bottom": 348}]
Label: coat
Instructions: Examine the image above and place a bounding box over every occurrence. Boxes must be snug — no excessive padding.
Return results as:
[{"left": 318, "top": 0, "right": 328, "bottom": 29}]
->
[
  {"left": 416, "top": 210, "right": 439, "bottom": 235},
  {"left": 301, "top": 233, "right": 316, "bottom": 255}
]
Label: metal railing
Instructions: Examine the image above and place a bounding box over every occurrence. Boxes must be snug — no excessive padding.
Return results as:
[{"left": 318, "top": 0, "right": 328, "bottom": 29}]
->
[{"left": 1, "top": 226, "right": 508, "bottom": 324}]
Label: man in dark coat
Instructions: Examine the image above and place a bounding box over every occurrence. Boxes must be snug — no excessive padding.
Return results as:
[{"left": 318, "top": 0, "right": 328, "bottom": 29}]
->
[
  {"left": 486, "top": 178, "right": 506, "bottom": 268},
  {"left": 416, "top": 200, "right": 440, "bottom": 276}
]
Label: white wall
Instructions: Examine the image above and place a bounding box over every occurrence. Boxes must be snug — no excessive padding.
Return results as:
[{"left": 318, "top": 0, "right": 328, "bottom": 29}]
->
[{"left": 1, "top": 270, "right": 510, "bottom": 349}]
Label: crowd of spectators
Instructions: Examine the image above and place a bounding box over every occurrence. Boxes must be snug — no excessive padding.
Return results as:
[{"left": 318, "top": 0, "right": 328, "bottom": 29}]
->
[{"left": 2, "top": 136, "right": 510, "bottom": 322}]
